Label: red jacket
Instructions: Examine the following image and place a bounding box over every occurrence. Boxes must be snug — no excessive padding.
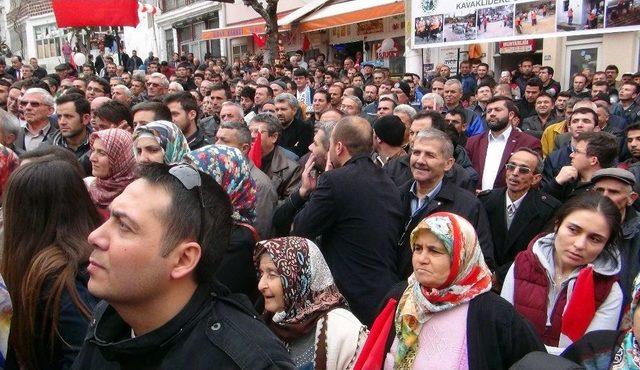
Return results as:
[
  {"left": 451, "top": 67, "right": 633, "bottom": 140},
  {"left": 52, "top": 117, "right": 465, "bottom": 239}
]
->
[{"left": 513, "top": 247, "right": 616, "bottom": 346}]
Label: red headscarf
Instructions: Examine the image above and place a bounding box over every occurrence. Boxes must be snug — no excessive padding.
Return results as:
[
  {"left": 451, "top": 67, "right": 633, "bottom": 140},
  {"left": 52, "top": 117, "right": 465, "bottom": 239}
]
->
[{"left": 88, "top": 129, "right": 135, "bottom": 208}]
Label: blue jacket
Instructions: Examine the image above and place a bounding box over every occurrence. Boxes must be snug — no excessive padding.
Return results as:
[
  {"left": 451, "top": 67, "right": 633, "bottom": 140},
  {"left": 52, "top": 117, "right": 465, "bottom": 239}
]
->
[
  {"left": 541, "top": 144, "right": 572, "bottom": 188},
  {"left": 456, "top": 73, "right": 477, "bottom": 95}
]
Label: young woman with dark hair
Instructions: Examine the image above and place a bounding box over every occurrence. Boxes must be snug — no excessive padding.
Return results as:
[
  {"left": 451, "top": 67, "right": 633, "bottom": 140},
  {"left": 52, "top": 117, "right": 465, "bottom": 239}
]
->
[
  {"left": 1, "top": 158, "right": 102, "bottom": 369},
  {"left": 501, "top": 191, "right": 624, "bottom": 354}
]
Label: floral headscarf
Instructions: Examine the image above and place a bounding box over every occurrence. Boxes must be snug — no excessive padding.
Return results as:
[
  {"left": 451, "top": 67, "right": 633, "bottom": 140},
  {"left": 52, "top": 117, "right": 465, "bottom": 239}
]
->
[
  {"left": 186, "top": 145, "right": 256, "bottom": 224},
  {"left": 394, "top": 212, "right": 492, "bottom": 369},
  {"left": 0, "top": 144, "right": 19, "bottom": 200},
  {"left": 132, "top": 120, "right": 190, "bottom": 165},
  {"left": 254, "top": 237, "right": 347, "bottom": 342},
  {"left": 612, "top": 273, "right": 640, "bottom": 369},
  {"left": 88, "top": 129, "right": 136, "bottom": 208}
]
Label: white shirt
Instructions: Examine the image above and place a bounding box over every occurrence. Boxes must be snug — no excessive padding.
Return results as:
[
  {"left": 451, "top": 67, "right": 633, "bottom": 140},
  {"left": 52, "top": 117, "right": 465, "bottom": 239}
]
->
[
  {"left": 505, "top": 190, "right": 526, "bottom": 228},
  {"left": 481, "top": 125, "right": 512, "bottom": 190}
]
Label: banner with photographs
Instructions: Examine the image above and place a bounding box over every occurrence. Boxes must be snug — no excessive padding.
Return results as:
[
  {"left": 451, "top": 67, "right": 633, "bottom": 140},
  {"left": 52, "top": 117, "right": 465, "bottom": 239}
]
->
[{"left": 411, "top": 0, "right": 640, "bottom": 48}]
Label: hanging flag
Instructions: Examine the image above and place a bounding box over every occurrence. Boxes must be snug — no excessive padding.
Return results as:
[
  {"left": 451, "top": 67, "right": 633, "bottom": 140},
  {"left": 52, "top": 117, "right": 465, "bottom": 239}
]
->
[
  {"left": 53, "top": 0, "right": 140, "bottom": 27},
  {"left": 302, "top": 34, "right": 311, "bottom": 52},
  {"left": 252, "top": 33, "right": 267, "bottom": 49},
  {"left": 248, "top": 133, "right": 262, "bottom": 168}
]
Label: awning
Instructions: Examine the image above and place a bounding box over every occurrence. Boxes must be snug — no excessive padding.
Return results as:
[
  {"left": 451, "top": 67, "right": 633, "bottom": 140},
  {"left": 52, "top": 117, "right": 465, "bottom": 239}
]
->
[
  {"left": 295, "top": 0, "right": 404, "bottom": 33},
  {"left": 279, "top": 0, "right": 330, "bottom": 27}
]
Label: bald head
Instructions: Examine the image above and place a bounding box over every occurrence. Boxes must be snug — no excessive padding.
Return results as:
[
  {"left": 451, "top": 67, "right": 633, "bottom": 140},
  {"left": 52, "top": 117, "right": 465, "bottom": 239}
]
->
[
  {"left": 332, "top": 116, "right": 373, "bottom": 158},
  {"left": 91, "top": 96, "right": 112, "bottom": 112}
]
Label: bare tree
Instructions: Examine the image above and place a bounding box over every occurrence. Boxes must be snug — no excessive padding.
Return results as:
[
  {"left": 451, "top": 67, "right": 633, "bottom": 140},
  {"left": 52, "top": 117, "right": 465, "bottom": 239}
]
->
[
  {"left": 7, "top": 0, "right": 24, "bottom": 56},
  {"left": 243, "top": 0, "right": 278, "bottom": 65}
]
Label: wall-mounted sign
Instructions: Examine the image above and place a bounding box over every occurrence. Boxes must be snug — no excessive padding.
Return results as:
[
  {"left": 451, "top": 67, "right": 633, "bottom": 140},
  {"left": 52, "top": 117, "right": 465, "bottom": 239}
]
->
[
  {"left": 410, "top": 0, "right": 640, "bottom": 49},
  {"left": 357, "top": 19, "right": 384, "bottom": 35},
  {"left": 498, "top": 39, "right": 537, "bottom": 54}
]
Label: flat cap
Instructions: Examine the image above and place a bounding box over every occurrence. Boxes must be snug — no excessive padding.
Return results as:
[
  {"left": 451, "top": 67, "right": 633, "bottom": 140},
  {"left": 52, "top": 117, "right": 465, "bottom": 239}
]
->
[{"left": 592, "top": 168, "right": 636, "bottom": 186}]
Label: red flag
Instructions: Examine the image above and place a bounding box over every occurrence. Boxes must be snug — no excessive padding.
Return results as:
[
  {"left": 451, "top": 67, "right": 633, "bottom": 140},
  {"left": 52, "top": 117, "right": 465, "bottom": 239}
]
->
[
  {"left": 252, "top": 33, "right": 267, "bottom": 48},
  {"left": 53, "top": 0, "right": 140, "bottom": 27},
  {"left": 561, "top": 266, "right": 596, "bottom": 342},
  {"left": 302, "top": 34, "right": 311, "bottom": 52},
  {"left": 248, "top": 132, "right": 262, "bottom": 168},
  {"left": 354, "top": 298, "right": 397, "bottom": 370}
]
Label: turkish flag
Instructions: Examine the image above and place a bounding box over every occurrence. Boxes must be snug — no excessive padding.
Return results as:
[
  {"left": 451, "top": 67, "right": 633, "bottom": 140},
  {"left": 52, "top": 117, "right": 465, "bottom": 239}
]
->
[
  {"left": 252, "top": 33, "right": 267, "bottom": 49},
  {"left": 53, "top": 0, "right": 140, "bottom": 27}
]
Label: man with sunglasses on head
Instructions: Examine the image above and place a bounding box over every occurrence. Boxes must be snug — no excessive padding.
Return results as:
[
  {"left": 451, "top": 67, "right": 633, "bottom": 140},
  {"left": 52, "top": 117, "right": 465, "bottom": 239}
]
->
[
  {"left": 73, "top": 163, "right": 294, "bottom": 369},
  {"left": 478, "top": 148, "right": 560, "bottom": 287}
]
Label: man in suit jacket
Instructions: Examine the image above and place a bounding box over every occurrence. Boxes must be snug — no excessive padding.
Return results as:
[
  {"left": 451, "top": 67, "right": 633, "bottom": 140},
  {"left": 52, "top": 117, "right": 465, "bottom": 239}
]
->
[
  {"left": 6, "top": 56, "right": 22, "bottom": 81},
  {"left": 289, "top": 116, "right": 404, "bottom": 326},
  {"left": 398, "top": 128, "right": 495, "bottom": 279},
  {"left": 479, "top": 148, "right": 560, "bottom": 284},
  {"left": 466, "top": 96, "right": 541, "bottom": 190}
]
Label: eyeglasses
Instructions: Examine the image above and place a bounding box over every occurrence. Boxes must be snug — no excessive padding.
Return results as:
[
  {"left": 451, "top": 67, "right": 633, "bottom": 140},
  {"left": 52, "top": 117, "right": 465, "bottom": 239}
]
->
[
  {"left": 86, "top": 87, "right": 104, "bottom": 93},
  {"left": 169, "top": 164, "right": 205, "bottom": 208},
  {"left": 505, "top": 163, "right": 533, "bottom": 175},
  {"left": 146, "top": 82, "right": 160, "bottom": 88},
  {"left": 19, "top": 100, "right": 44, "bottom": 108}
]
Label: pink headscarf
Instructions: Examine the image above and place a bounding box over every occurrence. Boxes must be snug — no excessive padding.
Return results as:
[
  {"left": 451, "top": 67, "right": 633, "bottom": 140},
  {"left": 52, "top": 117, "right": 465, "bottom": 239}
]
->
[{"left": 88, "top": 129, "right": 135, "bottom": 208}]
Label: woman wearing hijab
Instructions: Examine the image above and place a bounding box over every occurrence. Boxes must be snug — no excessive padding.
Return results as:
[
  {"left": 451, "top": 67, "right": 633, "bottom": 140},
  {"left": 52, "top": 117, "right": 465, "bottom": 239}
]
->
[
  {"left": 187, "top": 145, "right": 259, "bottom": 300},
  {"left": 562, "top": 272, "right": 640, "bottom": 369},
  {"left": 501, "top": 192, "right": 623, "bottom": 354},
  {"left": 376, "top": 212, "right": 542, "bottom": 370},
  {"left": 132, "top": 120, "right": 190, "bottom": 165},
  {"left": 255, "top": 236, "right": 367, "bottom": 370},
  {"left": 87, "top": 128, "right": 136, "bottom": 220}
]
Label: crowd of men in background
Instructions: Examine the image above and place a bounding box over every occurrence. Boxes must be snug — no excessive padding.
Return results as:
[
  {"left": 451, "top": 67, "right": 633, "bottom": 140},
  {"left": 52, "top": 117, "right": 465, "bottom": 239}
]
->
[{"left": 4, "top": 46, "right": 640, "bottom": 366}]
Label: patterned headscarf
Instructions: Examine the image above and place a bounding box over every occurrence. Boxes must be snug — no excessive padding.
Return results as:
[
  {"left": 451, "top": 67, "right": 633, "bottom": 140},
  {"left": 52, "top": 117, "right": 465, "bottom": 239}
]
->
[
  {"left": 88, "top": 129, "right": 136, "bottom": 208},
  {"left": 254, "top": 237, "right": 347, "bottom": 342},
  {"left": 0, "top": 144, "right": 19, "bottom": 200},
  {"left": 132, "top": 120, "right": 190, "bottom": 165},
  {"left": 612, "top": 273, "right": 640, "bottom": 369},
  {"left": 394, "top": 212, "right": 492, "bottom": 369},
  {"left": 186, "top": 145, "right": 256, "bottom": 224}
]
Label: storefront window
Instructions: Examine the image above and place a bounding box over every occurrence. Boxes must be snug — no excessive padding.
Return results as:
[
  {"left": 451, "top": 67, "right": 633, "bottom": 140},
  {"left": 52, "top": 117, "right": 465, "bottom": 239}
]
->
[
  {"left": 367, "top": 36, "right": 405, "bottom": 75},
  {"left": 165, "top": 30, "right": 174, "bottom": 60},
  {"left": 34, "top": 24, "right": 65, "bottom": 59}
]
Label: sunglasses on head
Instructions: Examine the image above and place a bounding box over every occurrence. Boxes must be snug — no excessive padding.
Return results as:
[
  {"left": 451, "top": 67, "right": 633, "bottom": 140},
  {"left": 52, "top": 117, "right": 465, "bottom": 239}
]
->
[{"left": 169, "top": 163, "right": 205, "bottom": 207}]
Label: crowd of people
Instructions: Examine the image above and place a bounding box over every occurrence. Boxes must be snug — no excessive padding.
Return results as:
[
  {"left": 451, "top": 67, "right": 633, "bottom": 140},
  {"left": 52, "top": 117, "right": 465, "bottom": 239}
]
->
[{"left": 0, "top": 47, "right": 640, "bottom": 369}]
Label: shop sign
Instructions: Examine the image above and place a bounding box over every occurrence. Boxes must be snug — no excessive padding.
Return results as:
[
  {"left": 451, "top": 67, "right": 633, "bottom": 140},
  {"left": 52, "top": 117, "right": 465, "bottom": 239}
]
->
[
  {"left": 357, "top": 19, "right": 384, "bottom": 35},
  {"left": 498, "top": 39, "right": 536, "bottom": 54},
  {"left": 376, "top": 38, "right": 401, "bottom": 59}
]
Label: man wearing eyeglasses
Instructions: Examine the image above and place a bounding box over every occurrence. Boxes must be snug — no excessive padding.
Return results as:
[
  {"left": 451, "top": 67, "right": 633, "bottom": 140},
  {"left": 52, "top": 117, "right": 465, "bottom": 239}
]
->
[
  {"left": 74, "top": 163, "right": 294, "bottom": 368},
  {"left": 85, "top": 76, "right": 111, "bottom": 103},
  {"left": 543, "top": 131, "right": 619, "bottom": 202},
  {"left": 479, "top": 148, "right": 560, "bottom": 286},
  {"left": 15, "top": 87, "right": 57, "bottom": 152},
  {"left": 146, "top": 73, "right": 169, "bottom": 100}
]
